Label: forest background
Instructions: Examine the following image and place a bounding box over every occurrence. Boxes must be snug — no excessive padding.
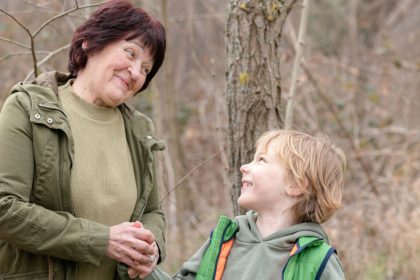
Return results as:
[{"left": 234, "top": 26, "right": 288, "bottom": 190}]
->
[{"left": 0, "top": 0, "right": 419, "bottom": 279}]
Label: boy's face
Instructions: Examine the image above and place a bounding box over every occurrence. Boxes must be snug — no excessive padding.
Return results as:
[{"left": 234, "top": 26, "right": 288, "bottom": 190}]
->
[{"left": 238, "top": 145, "right": 291, "bottom": 213}]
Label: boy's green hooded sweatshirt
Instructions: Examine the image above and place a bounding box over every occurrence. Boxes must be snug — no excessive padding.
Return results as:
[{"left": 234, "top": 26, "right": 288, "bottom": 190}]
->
[{"left": 147, "top": 211, "right": 344, "bottom": 280}]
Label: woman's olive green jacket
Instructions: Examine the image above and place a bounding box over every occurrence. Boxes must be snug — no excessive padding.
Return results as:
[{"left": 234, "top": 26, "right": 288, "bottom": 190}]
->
[{"left": 0, "top": 72, "right": 166, "bottom": 279}]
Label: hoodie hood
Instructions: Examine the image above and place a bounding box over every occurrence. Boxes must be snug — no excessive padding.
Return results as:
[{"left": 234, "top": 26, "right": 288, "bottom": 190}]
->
[
  {"left": 235, "top": 211, "right": 329, "bottom": 249},
  {"left": 214, "top": 211, "right": 334, "bottom": 279}
]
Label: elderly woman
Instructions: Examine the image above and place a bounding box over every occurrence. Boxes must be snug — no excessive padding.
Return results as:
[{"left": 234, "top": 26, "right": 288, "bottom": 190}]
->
[{"left": 0, "top": 1, "right": 166, "bottom": 279}]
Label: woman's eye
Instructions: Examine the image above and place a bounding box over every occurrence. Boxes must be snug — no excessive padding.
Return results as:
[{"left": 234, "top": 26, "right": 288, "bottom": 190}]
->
[
  {"left": 141, "top": 67, "right": 151, "bottom": 75},
  {"left": 125, "top": 49, "right": 135, "bottom": 57}
]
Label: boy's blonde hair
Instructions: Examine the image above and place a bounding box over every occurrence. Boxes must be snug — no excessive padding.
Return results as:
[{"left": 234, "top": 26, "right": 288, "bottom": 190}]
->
[{"left": 256, "top": 130, "right": 345, "bottom": 224}]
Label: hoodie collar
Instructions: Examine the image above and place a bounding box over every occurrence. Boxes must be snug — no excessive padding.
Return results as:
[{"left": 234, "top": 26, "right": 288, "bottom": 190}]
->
[{"left": 235, "top": 211, "right": 329, "bottom": 249}]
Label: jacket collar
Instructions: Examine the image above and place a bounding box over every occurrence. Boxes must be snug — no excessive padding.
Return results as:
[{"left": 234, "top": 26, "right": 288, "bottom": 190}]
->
[{"left": 9, "top": 71, "right": 164, "bottom": 150}]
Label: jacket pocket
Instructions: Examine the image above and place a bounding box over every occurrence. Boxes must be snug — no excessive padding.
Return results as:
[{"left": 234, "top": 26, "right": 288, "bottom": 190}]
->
[
  {"left": 32, "top": 138, "right": 55, "bottom": 205},
  {"left": 0, "top": 270, "right": 49, "bottom": 280}
]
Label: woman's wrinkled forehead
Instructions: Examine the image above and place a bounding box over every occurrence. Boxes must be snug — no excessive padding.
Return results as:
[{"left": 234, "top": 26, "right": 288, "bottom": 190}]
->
[
  {"left": 125, "top": 33, "right": 156, "bottom": 57},
  {"left": 125, "top": 37, "right": 154, "bottom": 59}
]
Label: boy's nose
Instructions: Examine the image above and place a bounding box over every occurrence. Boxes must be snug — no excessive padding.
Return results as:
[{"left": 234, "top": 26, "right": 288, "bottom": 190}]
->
[{"left": 240, "top": 163, "right": 250, "bottom": 173}]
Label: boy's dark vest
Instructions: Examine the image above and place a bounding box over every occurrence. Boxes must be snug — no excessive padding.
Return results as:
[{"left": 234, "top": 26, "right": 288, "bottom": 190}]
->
[{"left": 196, "top": 216, "right": 336, "bottom": 280}]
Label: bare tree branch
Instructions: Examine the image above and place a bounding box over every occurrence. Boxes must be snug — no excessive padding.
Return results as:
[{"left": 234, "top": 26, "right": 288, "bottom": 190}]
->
[
  {"left": 1, "top": 1, "right": 107, "bottom": 79},
  {"left": 302, "top": 64, "right": 379, "bottom": 195},
  {"left": 384, "top": 0, "right": 414, "bottom": 29},
  {"left": 0, "top": 7, "right": 37, "bottom": 74},
  {"left": 164, "top": 198, "right": 207, "bottom": 239},
  {"left": 285, "top": 0, "right": 310, "bottom": 129},
  {"left": 0, "top": 8, "right": 31, "bottom": 36},
  {"left": 0, "top": 36, "right": 30, "bottom": 49},
  {"left": 284, "top": 6, "right": 379, "bottom": 194},
  {"left": 24, "top": 44, "right": 71, "bottom": 82},
  {"left": 160, "top": 150, "right": 222, "bottom": 203},
  {"left": 32, "top": 1, "right": 107, "bottom": 37},
  {"left": 0, "top": 49, "right": 51, "bottom": 62},
  {"left": 0, "top": 51, "right": 31, "bottom": 61},
  {"left": 29, "top": 37, "right": 37, "bottom": 76}
]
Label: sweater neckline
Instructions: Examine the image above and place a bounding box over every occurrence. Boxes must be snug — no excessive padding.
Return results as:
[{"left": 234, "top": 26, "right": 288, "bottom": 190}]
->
[{"left": 59, "top": 80, "right": 119, "bottom": 123}]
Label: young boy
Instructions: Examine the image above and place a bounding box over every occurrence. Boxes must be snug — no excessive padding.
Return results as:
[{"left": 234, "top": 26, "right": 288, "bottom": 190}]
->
[{"left": 141, "top": 130, "right": 345, "bottom": 280}]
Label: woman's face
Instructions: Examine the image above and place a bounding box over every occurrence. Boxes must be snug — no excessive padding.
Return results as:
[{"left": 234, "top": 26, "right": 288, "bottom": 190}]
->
[{"left": 77, "top": 38, "right": 153, "bottom": 107}]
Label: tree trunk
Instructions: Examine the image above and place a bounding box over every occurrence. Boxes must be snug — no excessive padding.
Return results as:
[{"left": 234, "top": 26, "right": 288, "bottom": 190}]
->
[{"left": 225, "top": 0, "right": 297, "bottom": 215}]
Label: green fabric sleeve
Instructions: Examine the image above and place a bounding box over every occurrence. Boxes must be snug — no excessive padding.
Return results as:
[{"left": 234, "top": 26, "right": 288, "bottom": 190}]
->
[
  {"left": 145, "top": 267, "right": 176, "bottom": 280},
  {"left": 144, "top": 239, "right": 210, "bottom": 280},
  {"left": 141, "top": 163, "right": 166, "bottom": 263},
  {"left": 0, "top": 93, "right": 109, "bottom": 265}
]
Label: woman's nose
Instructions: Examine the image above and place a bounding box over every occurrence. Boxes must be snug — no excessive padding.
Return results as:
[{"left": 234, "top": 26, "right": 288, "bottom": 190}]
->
[{"left": 129, "top": 60, "right": 141, "bottom": 80}]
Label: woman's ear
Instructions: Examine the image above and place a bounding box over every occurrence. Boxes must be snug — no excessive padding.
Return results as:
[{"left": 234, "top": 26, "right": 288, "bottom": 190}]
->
[{"left": 82, "top": 40, "right": 88, "bottom": 50}]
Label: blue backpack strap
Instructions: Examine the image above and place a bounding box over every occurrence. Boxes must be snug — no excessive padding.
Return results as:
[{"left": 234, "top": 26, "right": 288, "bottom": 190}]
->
[{"left": 314, "top": 246, "right": 336, "bottom": 280}]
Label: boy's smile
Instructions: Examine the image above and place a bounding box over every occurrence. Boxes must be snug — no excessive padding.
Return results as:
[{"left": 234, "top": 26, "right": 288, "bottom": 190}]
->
[{"left": 241, "top": 180, "right": 253, "bottom": 192}]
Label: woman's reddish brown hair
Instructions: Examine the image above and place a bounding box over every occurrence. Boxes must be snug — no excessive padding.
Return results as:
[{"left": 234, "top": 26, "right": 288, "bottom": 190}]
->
[{"left": 68, "top": 0, "right": 166, "bottom": 92}]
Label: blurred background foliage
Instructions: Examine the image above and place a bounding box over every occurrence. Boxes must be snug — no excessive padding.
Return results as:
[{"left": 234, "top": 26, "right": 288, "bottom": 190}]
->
[{"left": 1, "top": 0, "right": 419, "bottom": 279}]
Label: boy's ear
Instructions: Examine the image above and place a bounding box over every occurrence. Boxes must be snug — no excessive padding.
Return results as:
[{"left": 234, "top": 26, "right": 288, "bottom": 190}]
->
[
  {"left": 286, "top": 184, "right": 304, "bottom": 196},
  {"left": 286, "top": 178, "right": 307, "bottom": 197}
]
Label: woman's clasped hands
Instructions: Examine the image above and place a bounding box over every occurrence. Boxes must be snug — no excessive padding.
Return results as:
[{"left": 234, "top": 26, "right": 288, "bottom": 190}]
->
[{"left": 106, "top": 221, "right": 159, "bottom": 279}]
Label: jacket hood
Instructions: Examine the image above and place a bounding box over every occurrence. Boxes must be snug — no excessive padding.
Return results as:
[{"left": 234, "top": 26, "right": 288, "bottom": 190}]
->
[
  {"left": 10, "top": 71, "right": 71, "bottom": 101},
  {"left": 235, "top": 211, "right": 329, "bottom": 250}
]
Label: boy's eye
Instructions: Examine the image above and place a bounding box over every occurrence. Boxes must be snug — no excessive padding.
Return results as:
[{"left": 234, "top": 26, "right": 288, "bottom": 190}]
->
[
  {"left": 256, "top": 156, "right": 265, "bottom": 162},
  {"left": 260, "top": 155, "right": 269, "bottom": 162}
]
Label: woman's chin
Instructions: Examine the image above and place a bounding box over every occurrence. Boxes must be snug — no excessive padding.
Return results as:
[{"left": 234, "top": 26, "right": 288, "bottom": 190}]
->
[{"left": 106, "top": 95, "right": 128, "bottom": 107}]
